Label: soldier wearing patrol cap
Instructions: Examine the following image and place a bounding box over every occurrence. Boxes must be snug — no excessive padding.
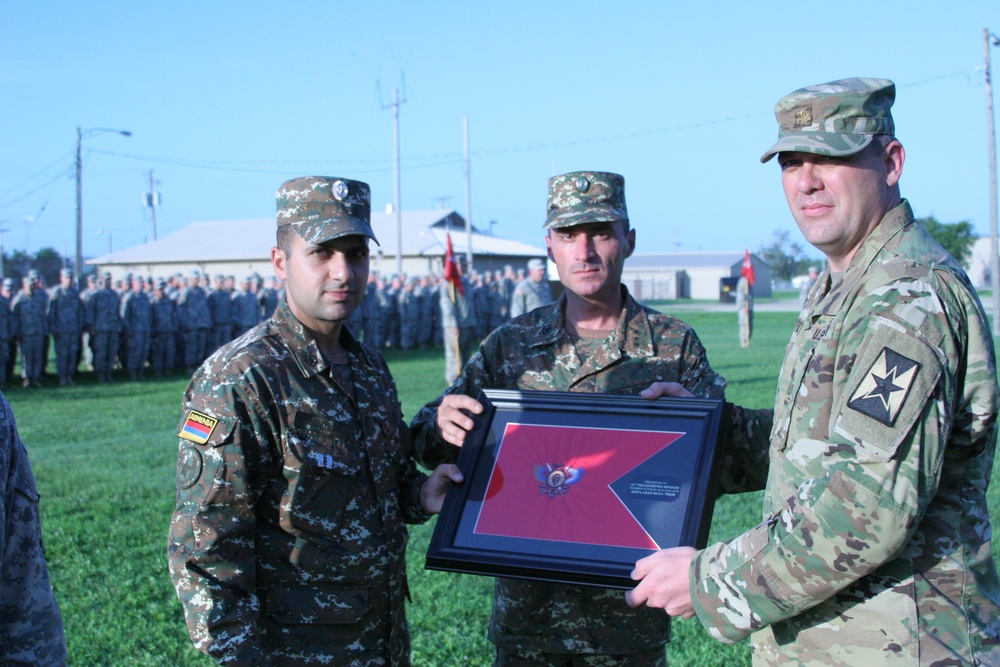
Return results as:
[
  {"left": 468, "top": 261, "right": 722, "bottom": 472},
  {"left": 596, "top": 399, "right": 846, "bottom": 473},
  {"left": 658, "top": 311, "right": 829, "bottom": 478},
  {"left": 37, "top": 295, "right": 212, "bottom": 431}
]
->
[
  {"left": 412, "top": 171, "right": 726, "bottom": 666},
  {"left": 509, "top": 257, "right": 552, "bottom": 319},
  {"left": 86, "top": 271, "right": 122, "bottom": 382},
  {"left": 47, "top": 268, "right": 84, "bottom": 386},
  {"left": 168, "top": 176, "right": 462, "bottom": 667},
  {"left": 627, "top": 78, "right": 1000, "bottom": 666}
]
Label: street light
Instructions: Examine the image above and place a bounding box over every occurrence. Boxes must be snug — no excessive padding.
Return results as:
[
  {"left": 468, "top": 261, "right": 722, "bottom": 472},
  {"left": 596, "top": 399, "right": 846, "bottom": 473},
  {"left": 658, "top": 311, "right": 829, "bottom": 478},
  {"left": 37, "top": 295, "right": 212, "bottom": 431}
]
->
[{"left": 75, "top": 126, "right": 131, "bottom": 284}]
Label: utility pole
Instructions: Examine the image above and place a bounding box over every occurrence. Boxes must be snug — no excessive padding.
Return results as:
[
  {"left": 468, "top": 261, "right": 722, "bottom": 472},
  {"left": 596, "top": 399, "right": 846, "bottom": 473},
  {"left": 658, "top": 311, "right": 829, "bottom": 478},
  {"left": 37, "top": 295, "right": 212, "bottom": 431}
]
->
[
  {"left": 145, "top": 169, "right": 160, "bottom": 241},
  {"left": 382, "top": 88, "right": 405, "bottom": 277},
  {"left": 986, "top": 28, "right": 1000, "bottom": 335},
  {"left": 464, "top": 116, "right": 473, "bottom": 270}
]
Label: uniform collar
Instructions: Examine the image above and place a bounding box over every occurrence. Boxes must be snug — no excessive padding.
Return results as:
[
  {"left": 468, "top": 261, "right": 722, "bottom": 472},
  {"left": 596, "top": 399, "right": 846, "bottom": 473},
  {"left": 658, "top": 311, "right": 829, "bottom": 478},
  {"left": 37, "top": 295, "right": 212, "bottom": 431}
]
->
[
  {"left": 270, "top": 299, "right": 370, "bottom": 378},
  {"left": 810, "top": 199, "right": 913, "bottom": 318},
  {"left": 529, "top": 285, "right": 655, "bottom": 356}
]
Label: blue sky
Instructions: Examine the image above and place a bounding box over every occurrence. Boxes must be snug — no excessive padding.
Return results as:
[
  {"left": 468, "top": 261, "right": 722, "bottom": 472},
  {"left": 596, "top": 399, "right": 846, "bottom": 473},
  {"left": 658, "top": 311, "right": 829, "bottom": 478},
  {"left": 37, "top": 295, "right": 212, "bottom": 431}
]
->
[{"left": 1, "top": 2, "right": 998, "bottom": 263}]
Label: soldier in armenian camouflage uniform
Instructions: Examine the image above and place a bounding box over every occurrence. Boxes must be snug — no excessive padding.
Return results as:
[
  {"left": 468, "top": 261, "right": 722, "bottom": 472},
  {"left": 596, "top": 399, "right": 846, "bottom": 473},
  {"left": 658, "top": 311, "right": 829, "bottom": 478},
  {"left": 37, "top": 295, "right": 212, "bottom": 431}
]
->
[
  {"left": 411, "top": 171, "right": 727, "bottom": 666},
  {"left": 0, "top": 390, "right": 67, "bottom": 665},
  {"left": 168, "top": 176, "right": 461, "bottom": 667},
  {"left": 626, "top": 78, "right": 1000, "bottom": 666}
]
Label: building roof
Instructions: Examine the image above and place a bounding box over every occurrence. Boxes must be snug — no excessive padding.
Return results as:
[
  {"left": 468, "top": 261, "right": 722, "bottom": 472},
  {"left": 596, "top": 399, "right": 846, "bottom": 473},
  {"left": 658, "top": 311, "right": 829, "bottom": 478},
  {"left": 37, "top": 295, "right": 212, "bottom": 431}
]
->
[
  {"left": 90, "top": 209, "right": 545, "bottom": 265},
  {"left": 626, "top": 251, "right": 758, "bottom": 270}
]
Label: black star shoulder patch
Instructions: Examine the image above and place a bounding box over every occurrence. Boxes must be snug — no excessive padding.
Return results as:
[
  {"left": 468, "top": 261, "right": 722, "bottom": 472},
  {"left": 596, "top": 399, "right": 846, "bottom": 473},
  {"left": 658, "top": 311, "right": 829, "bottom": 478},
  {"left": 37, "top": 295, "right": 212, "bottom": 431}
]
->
[{"left": 847, "top": 347, "right": 921, "bottom": 427}]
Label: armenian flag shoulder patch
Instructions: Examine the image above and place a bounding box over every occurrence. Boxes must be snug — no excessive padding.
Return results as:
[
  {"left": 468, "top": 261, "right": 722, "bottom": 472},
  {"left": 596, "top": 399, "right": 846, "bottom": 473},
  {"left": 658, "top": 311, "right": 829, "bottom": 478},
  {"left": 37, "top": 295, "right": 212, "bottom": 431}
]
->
[{"left": 179, "top": 410, "right": 218, "bottom": 444}]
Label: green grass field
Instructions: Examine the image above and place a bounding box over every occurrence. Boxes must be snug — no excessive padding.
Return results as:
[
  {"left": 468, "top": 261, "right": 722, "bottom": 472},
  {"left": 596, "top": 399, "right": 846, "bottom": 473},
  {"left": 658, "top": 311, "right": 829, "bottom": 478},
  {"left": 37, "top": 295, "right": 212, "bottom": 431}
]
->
[{"left": 12, "top": 307, "right": 1000, "bottom": 665}]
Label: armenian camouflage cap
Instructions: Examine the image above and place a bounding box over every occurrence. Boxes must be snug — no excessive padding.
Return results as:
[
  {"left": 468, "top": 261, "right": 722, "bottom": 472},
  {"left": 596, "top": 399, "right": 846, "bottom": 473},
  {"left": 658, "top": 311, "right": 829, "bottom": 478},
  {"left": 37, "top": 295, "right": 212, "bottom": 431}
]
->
[
  {"left": 276, "top": 176, "right": 378, "bottom": 245},
  {"left": 544, "top": 171, "right": 628, "bottom": 229},
  {"left": 761, "top": 77, "right": 895, "bottom": 163}
]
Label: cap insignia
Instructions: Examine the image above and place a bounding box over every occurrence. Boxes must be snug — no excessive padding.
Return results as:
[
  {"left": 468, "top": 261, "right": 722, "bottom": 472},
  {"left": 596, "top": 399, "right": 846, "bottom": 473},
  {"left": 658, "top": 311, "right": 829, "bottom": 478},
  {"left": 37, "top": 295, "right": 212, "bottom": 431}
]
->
[
  {"left": 794, "top": 107, "right": 813, "bottom": 128},
  {"left": 332, "top": 180, "right": 349, "bottom": 201},
  {"left": 574, "top": 176, "right": 590, "bottom": 192}
]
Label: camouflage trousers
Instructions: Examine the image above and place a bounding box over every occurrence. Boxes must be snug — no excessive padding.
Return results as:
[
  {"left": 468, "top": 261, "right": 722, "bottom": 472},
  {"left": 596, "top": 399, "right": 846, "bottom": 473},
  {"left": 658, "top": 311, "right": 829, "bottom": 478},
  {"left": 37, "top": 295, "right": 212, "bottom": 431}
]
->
[
  {"left": 52, "top": 332, "right": 80, "bottom": 378},
  {"left": 150, "top": 332, "right": 176, "bottom": 375},
  {"left": 91, "top": 331, "right": 120, "bottom": 373},
  {"left": 18, "top": 334, "right": 44, "bottom": 380},
  {"left": 124, "top": 331, "right": 151, "bottom": 374},
  {"left": 210, "top": 325, "right": 231, "bottom": 355},
  {"left": 495, "top": 647, "right": 666, "bottom": 667},
  {"left": 183, "top": 328, "right": 208, "bottom": 368},
  {"left": 1, "top": 450, "right": 68, "bottom": 665}
]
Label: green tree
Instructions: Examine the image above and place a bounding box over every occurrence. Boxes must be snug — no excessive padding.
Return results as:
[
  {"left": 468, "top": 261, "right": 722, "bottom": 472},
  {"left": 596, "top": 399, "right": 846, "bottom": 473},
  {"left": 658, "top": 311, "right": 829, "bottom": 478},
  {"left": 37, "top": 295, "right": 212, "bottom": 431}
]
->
[
  {"left": 759, "top": 229, "right": 810, "bottom": 282},
  {"left": 918, "top": 216, "right": 976, "bottom": 269},
  {"left": 33, "top": 247, "right": 64, "bottom": 285}
]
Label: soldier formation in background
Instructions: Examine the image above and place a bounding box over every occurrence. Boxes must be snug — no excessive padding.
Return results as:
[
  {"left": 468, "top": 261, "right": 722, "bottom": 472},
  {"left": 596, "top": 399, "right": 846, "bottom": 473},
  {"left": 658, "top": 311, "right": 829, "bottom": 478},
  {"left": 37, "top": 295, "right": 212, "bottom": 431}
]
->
[{"left": 0, "top": 257, "right": 547, "bottom": 387}]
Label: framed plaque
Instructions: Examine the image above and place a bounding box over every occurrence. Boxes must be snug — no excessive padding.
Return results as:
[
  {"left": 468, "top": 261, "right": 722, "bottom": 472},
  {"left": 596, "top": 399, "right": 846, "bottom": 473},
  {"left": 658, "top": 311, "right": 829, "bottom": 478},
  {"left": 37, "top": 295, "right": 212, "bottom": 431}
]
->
[{"left": 425, "top": 389, "right": 728, "bottom": 589}]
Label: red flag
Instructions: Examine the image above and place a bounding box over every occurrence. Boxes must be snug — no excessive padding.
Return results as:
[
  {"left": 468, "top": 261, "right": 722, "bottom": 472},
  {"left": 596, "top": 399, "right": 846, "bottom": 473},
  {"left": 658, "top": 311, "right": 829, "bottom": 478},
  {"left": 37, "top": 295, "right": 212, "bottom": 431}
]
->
[
  {"left": 443, "top": 233, "right": 463, "bottom": 295},
  {"left": 741, "top": 249, "right": 756, "bottom": 286}
]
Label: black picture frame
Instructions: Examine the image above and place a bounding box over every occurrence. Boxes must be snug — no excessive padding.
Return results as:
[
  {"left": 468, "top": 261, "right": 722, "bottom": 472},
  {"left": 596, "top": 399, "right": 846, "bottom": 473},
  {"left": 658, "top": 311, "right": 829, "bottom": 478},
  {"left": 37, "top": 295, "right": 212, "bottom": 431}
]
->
[{"left": 425, "top": 389, "right": 728, "bottom": 590}]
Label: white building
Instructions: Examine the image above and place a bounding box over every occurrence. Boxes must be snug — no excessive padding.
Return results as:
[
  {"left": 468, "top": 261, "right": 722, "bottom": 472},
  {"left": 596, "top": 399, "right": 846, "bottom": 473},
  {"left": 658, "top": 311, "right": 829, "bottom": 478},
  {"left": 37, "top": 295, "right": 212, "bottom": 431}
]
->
[
  {"left": 89, "top": 210, "right": 546, "bottom": 281},
  {"left": 620, "top": 252, "right": 771, "bottom": 301}
]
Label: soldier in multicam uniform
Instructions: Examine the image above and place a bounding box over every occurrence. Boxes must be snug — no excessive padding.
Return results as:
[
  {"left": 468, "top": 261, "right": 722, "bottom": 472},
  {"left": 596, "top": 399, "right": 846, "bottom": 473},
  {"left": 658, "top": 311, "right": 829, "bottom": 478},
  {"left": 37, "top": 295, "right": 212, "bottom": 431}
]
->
[
  {"left": 0, "top": 391, "right": 66, "bottom": 665},
  {"left": 207, "top": 274, "right": 235, "bottom": 354},
  {"left": 87, "top": 271, "right": 123, "bottom": 382},
  {"left": 627, "top": 78, "right": 1000, "bottom": 666},
  {"left": 11, "top": 276, "right": 48, "bottom": 388},
  {"left": 47, "top": 269, "right": 84, "bottom": 386},
  {"left": 121, "top": 274, "right": 153, "bottom": 381},
  {"left": 150, "top": 279, "right": 178, "bottom": 375},
  {"left": 231, "top": 275, "right": 261, "bottom": 338},
  {"left": 78, "top": 273, "right": 98, "bottom": 373},
  {"left": 177, "top": 270, "right": 212, "bottom": 373},
  {"left": 509, "top": 257, "right": 552, "bottom": 319},
  {"left": 397, "top": 276, "right": 420, "bottom": 350},
  {"left": 167, "top": 176, "right": 461, "bottom": 667},
  {"left": 362, "top": 273, "right": 385, "bottom": 349},
  {"left": 411, "top": 171, "right": 726, "bottom": 666}
]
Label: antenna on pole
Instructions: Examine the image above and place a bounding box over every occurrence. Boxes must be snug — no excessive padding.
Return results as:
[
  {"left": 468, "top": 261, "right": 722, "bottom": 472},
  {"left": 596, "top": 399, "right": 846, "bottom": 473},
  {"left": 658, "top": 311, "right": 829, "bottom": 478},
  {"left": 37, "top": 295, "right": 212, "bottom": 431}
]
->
[{"left": 380, "top": 79, "right": 406, "bottom": 277}]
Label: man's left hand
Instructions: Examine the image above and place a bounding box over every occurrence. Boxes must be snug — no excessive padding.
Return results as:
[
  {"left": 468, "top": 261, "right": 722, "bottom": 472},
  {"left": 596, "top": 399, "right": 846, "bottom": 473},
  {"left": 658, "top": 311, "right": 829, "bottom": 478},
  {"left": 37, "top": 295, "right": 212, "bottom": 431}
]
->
[
  {"left": 419, "top": 464, "right": 464, "bottom": 514},
  {"left": 640, "top": 382, "right": 694, "bottom": 399},
  {"left": 625, "top": 547, "right": 697, "bottom": 619}
]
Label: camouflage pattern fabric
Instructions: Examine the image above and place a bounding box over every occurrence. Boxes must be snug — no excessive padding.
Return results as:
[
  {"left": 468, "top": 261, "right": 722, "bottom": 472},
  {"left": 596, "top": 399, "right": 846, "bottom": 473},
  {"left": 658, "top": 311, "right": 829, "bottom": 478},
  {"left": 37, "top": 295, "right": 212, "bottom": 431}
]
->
[
  {"left": 693, "top": 202, "right": 1000, "bottom": 665},
  {"left": 411, "top": 286, "right": 726, "bottom": 655},
  {"left": 509, "top": 277, "right": 552, "bottom": 319},
  {"left": 168, "top": 299, "right": 431, "bottom": 666},
  {"left": 231, "top": 287, "right": 261, "bottom": 337},
  {"left": 47, "top": 285, "right": 84, "bottom": 380},
  {"left": 11, "top": 291, "right": 47, "bottom": 382},
  {"left": 121, "top": 289, "right": 152, "bottom": 377},
  {"left": 151, "top": 293, "right": 178, "bottom": 375},
  {"left": 760, "top": 77, "right": 895, "bottom": 163},
  {"left": 0, "top": 391, "right": 67, "bottom": 666}
]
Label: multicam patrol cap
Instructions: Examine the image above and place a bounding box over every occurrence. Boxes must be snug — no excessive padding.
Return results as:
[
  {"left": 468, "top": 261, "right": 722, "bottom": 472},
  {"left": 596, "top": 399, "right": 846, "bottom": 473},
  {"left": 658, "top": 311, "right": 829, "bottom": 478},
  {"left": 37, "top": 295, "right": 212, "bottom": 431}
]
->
[
  {"left": 276, "top": 176, "right": 378, "bottom": 245},
  {"left": 761, "top": 77, "right": 895, "bottom": 163},
  {"left": 544, "top": 171, "right": 628, "bottom": 229}
]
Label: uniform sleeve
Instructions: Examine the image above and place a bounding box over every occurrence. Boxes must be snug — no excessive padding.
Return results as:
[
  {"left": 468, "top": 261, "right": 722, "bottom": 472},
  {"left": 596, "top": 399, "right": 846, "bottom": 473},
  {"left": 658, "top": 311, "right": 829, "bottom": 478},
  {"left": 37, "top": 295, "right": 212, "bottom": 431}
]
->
[
  {"left": 167, "top": 376, "right": 274, "bottom": 666},
  {"left": 410, "top": 340, "right": 497, "bottom": 469},
  {"left": 688, "top": 276, "right": 995, "bottom": 643},
  {"left": 716, "top": 404, "right": 773, "bottom": 495}
]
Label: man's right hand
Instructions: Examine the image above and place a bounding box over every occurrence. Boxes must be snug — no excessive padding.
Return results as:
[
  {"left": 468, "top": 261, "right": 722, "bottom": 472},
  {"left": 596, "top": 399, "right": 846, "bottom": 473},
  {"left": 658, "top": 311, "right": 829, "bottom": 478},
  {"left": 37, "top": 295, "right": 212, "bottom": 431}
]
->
[{"left": 435, "top": 394, "right": 484, "bottom": 447}]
